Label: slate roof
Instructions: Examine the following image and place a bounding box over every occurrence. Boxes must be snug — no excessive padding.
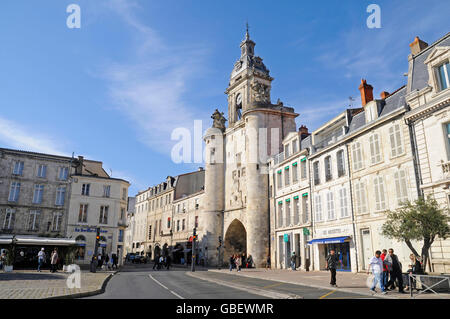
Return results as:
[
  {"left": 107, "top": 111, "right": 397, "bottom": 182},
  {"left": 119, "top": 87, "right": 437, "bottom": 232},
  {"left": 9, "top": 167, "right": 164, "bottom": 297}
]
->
[
  {"left": 410, "top": 33, "right": 450, "bottom": 92},
  {"left": 173, "top": 170, "right": 205, "bottom": 200}
]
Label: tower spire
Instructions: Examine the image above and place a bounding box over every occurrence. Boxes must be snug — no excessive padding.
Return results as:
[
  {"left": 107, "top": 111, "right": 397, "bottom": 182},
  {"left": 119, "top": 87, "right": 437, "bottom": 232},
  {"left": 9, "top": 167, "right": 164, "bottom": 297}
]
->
[{"left": 245, "top": 21, "right": 250, "bottom": 40}]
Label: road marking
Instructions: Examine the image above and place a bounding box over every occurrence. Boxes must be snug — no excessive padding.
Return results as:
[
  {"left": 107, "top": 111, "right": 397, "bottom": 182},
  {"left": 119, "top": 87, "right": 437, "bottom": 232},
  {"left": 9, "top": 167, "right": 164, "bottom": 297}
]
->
[
  {"left": 263, "top": 282, "right": 285, "bottom": 289},
  {"left": 319, "top": 290, "right": 337, "bottom": 299},
  {"left": 148, "top": 274, "right": 184, "bottom": 299}
]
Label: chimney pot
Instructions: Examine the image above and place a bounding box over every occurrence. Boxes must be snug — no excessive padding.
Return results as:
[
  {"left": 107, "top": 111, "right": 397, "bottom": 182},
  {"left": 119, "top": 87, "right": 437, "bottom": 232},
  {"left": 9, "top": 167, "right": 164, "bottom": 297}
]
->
[
  {"left": 380, "top": 91, "right": 390, "bottom": 99},
  {"left": 409, "top": 36, "right": 428, "bottom": 55},
  {"left": 358, "top": 79, "right": 374, "bottom": 107}
]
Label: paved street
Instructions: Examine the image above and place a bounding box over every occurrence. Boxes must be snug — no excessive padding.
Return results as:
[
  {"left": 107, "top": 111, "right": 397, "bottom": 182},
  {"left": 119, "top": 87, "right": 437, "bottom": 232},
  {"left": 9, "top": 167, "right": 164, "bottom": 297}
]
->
[{"left": 84, "top": 265, "right": 266, "bottom": 299}]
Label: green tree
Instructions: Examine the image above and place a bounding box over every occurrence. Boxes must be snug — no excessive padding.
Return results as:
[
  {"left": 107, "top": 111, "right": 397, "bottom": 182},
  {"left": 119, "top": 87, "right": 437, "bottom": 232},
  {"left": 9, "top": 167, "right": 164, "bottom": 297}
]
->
[{"left": 382, "top": 196, "right": 450, "bottom": 272}]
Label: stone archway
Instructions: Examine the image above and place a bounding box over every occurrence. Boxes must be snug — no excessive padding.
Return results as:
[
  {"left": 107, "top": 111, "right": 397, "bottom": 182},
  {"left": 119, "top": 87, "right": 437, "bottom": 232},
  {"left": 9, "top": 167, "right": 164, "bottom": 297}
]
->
[{"left": 224, "top": 219, "right": 247, "bottom": 260}]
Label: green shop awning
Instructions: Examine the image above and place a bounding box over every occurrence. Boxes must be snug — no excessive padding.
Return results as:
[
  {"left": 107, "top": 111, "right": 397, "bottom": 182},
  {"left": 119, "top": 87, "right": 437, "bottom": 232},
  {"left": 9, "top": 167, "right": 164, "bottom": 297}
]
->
[
  {"left": 302, "top": 192, "right": 308, "bottom": 197},
  {"left": 293, "top": 195, "right": 299, "bottom": 200},
  {"left": 300, "top": 157, "right": 307, "bottom": 162},
  {"left": 284, "top": 166, "right": 289, "bottom": 170},
  {"left": 292, "top": 162, "right": 298, "bottom": 166},
  {"left": 277, "top": 170, "right": 282, "bottom": 174},
  {"left": 285, "top": 198, "right": 290, "bottom": 202},
  {"left": 278, "top": 201, "right": 283, "bottom": 205}
]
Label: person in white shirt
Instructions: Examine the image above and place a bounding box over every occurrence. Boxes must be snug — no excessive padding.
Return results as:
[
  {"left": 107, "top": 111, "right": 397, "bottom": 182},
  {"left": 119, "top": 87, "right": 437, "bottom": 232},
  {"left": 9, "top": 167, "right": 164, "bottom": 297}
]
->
[
  {"left": 367, "top": 250, "right": 387, "bottom": 294},
  {"left": 37, "top": 248, "right": 46, "bottom": 272}
]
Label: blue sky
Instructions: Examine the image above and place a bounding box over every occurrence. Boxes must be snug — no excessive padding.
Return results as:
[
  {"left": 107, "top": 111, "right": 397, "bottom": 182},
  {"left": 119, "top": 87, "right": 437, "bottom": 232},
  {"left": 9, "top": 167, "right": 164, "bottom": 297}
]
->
[{"left": 0, "top": 0, "right": 449, "bottom": 195}]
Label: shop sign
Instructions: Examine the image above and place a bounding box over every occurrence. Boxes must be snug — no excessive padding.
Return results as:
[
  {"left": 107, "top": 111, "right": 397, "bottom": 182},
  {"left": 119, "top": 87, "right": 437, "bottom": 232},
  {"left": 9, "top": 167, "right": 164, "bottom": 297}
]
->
[{"left": 74, "top": 227, "right": 108, "bottom": 233}]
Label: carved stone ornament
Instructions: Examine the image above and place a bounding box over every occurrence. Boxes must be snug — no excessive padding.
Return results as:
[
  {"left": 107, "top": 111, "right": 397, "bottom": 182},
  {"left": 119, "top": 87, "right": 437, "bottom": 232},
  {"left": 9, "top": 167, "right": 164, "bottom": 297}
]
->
[
  {"left": 251, "top": 82, "right": 270, "bottom": 103},
  {"left": 211, "top": 109, "right": 227, "bottom": 131}
]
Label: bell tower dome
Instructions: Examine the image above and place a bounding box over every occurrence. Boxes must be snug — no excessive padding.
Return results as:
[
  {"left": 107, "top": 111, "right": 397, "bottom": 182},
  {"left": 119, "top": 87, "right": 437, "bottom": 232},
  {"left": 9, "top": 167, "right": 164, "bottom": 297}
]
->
[{"left": 225, "top": 25, "right": 273, "bottom": 126}]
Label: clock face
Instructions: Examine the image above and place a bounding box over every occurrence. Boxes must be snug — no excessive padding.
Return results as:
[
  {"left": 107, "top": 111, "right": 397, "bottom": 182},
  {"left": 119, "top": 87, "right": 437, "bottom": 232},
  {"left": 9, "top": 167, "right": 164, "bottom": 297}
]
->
[{"left": 236, "top": 93, "right": 242, "bottom": 107}]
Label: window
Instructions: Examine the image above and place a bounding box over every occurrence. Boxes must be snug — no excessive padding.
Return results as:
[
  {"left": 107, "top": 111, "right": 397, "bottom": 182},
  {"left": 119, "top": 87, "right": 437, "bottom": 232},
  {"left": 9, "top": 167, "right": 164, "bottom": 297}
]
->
[
  {"left": 195, "top": 216, "right": 199, "bottom": 228},
  {"left": 37, "top": 164, "right": 47, "bottom": 178},
  {"left": 292, "top": 139, "right": 298, "bottom": 154},
  {"left": 284, "top": 167, "right": 290, "bottom": 186},
  {"left": 182, "top": 219, "right": 185, "bottom": 231},
  {"left": 277, "top": 171, "right": 282, "bottom": 189},
  {"left": 292, "top": 163, "right": 298, "bottom": 183},
  {"left": 301, "top": 159, "right": 307, "bottom": 179},
  {"left": 374, "top": 176, "right": 387, "bottom": 211},
  {"left": 313, "top": 162, "right": 320, "bottom": 185},
  {"left": 285, "top": 200, "right": 291, "bottom": 226},
  {"left": 315, "top": 195, "right": 322, "bottom": 222},
  {"left": 103, "top": 185, "right": 111, "bottom": 198},
  {"left": 277, "top": 202, "right": 283, "bottom": 228},
  {"left": 81, "top": 183, "right": 90, "bottom": 196},
  {"left": 55, "top": 186, "right": 66, "bottom": 206},
  {"left": 118, "top": 229, "right": 124, "bottom": 242},
  {"left": 78, "top": 204, "right": 88, "bottom": 223},
  {"left": 195, "top": 198, "right": 199, "bottom": 209},
  {"left": 148, "top": 225, "right": 152, "bottom": 240},
  {"left": 337, "top": 150, "right": 345, "bottom": 177},
  {"left": 28, "top": 210, "right": 40, "bottom": 231},
  {"left": 339, "top": 188, "right": 349, "bottom": 218},
  {"left": 394, "top": 170, "right": 409, "bottom": 205},
  {"left": 293, "top": 197, "right": 300, "bottom": 225},
  {"left": 2, "top": 208, "right": 15, "bottom": 230},
  {"left": 13, "top": 161, "right": 24, "bottom": 175},
  {"left": 369, "top": 134, "right": 382, "bottom": 164},
  {"left": 99, "top": 206, "right": 109, "bottom": 224},
  {"left": 122, "top": 188, "right": 127, "bottom": 200},
  {"left": 302, "top": 194, "right": 309, "bottom": 223},
  {"left": 354, "top": 181, "right": 368, "bottom": 214},
  {"left": 285, "top": 144, "right": 290, "bottom": 158},
  {"left": 446, "top": 123, "right": 450, "bottom": 155},
  {"left": 437, "top": 61, "right": 450, "bottom": 91},
  {"left": 59, "top": 167, "right": 69, "bottom": 180},
  {"left": 352, "top": 142, "right": 363, "bottom": 170},
  {"left": 327, "top": 192, "right": 335, "bottom": 220},
  {"left": 52, "top": 212, "right": 63, "bottom": 232},
  {"left": 8, "top": 182, "right": 21, "bottom": 202},
  {"left": 389, "top": 124, "right": 404, "bottom": 157},
  {"left": 177, "top": 220, "right": 180, "bottom": 232},
  {"left": 120, "top": 208, "right": 125, "bottom": 220},
  {"left": 325, "top": 156, "right": 332, "bottom": 181},
  {"left": 32, "top": 184, "right": 44, "bottom": 204}
]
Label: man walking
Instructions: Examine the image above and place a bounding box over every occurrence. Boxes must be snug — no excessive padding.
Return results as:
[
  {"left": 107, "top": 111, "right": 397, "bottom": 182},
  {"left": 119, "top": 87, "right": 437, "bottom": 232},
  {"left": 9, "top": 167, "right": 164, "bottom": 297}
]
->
[
  {"left": 50, "top": 248, "right": 58, "bottom": 273},
  {"left": 325, "top": 249, "right": 341, "bottom": 287},
  {"left": 37, "top": 248, "right": 46, "bottom": 272},
  {"left": 380, "top": 249, "right": 389, "bottom": 290},
  {"left": 166, "top": 255, "right": 171, "bottom": 270},
  {"left": 153, "top": 254, "right": 159, "bottom": 270},
  {"left": 385, "top": 248, "right": 405, "bottom": 293},
  {"left": 367, "top": 250, "right": 387, "bottom": 294},
  {"left": 290, "top": 252, "right": 296, "bottom": 270}
]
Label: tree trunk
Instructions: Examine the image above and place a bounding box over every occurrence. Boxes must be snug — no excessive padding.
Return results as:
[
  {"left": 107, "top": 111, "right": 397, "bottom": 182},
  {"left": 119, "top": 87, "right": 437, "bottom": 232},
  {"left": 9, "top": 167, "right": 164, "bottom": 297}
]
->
[
  {"left": 421, "top": 241, "right": 431, "bottom": 273},
  {"left": 405, "top": 239, "right": 420, "bottom": 257}
]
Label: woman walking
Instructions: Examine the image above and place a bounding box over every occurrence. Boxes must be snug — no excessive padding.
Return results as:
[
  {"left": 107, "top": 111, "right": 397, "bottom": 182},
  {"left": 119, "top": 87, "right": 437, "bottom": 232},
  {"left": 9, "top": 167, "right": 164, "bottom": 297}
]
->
[{"left": 50, "top": 248, "right": 58, "bottom": 273}]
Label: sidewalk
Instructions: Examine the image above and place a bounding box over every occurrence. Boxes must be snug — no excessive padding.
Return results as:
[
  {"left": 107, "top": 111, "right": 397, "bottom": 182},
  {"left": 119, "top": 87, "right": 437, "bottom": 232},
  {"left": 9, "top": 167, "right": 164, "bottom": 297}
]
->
[
  {"left": 208, "top": 268, "right": 450, "bottom": 299},
  {"left": 0, "top": 269, "right": 115, "bottom": 299}
]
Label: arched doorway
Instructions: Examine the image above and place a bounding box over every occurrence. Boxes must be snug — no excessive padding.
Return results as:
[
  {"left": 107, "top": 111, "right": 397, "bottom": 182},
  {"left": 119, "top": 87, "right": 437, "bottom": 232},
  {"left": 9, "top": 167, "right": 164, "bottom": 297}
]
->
[{"left": 224, "top": 219, "right": 247, "bottom": 260}]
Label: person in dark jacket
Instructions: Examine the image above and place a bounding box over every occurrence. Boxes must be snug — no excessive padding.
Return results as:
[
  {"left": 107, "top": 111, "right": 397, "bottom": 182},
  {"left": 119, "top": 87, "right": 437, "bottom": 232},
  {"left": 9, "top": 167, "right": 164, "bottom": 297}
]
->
[
  {"left": 325, "top": 249, "right": 342, "bottom": 287},
  {"left": 166, "top": 255, "right": 172, "bottom": 270},
  {"left": 385, "top": 248, "right": 405, "bottom": 293},
  {"left": 405, "top": 254, "right": 423, "bottom": 291}
]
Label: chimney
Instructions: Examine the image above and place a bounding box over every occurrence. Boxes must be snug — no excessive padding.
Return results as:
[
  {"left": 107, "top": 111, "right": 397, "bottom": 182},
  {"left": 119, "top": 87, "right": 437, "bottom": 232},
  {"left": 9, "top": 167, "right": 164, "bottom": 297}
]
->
[
  {"left": 299, "top": 125, "right": 310, "bottom": 140},
  {"left": 380, "top": 91, "right": 390, "bottom": 99},
  {"left": 76, "top": 156, "right": 84, "bottom": 175},
  {"left": 358, "top": 79, "right": 374, "bottom": 107},
  {"left": 409, "top": 36, "right": 428, "bottom": 55},
  {"left": 198, "top": 167, "right": 204, "bottom": 171}
]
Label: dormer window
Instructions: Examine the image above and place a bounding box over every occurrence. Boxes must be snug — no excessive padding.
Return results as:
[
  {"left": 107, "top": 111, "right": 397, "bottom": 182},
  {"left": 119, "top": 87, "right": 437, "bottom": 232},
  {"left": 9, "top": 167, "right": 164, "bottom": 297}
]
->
[
  {"left": 236, "top": 93, "right": 242, "bottom": 120},
  {"left": 437, "top": 61, "right": 450, "bottom": 91}
]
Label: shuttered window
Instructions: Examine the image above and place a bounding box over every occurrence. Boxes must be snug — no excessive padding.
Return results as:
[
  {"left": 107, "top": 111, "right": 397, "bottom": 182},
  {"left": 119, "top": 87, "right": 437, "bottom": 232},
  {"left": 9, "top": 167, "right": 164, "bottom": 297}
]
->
[
  {"left": 389, "top": 124, "right": 404, "bottom": 157},
  {"left": 369, "top": 134, "right": 382, "bottom": 164},
  {"left": 394, "top": 170, "right": 409, "bottom": 205},
  {"left": 373, "top": 176, "right": 386, "bottom": 211}
]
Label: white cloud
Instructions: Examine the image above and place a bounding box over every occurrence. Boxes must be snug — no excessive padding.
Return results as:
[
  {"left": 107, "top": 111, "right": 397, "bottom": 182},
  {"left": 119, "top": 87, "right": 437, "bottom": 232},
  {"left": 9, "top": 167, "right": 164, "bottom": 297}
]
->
[
  {"left": 98, "top": 0, "right": 211, "bottom": 155},
  {"left": 0, "top": 116, "right": 69, "bottom": 156}
]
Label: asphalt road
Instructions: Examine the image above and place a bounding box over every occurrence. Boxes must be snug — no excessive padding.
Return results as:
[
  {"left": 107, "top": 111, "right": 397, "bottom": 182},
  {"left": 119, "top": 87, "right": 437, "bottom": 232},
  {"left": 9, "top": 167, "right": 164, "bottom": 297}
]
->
[{"left": 84, "top": 265, "right": 266, "bottom": 299}]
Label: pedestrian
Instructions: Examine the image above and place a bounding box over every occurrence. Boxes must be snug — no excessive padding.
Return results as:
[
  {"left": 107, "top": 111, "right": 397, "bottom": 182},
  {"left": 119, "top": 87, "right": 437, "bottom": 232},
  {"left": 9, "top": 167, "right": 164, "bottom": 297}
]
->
[
  {"left": 380, "top": 249, "right": 389, "bottom": 289},
  {"left": 166, "top": 255, "right": 171, "bottom": 270},
  {"left": 325, "top": 249, "right": 341, "bottom": 287},
  {"left": 37, "top": 248, "right": 45, "bottom": 272},
  {"left": 152, "top": 255, "right": 159, "bottom": 270},
  {"left": 159, "top": 255, "right": 164, "bottom": 270},
  {"left": 247, "top": 255, "right": 253, "bottom": 268},
  {"left": 50, "top": 248, "right": 58, "bottom": 273},
  {"left": 229, "top": 255, "right": 235, "bottom": 271},
  {"left": 112, "top": 253, "right": 118, "bottom": 270},
  {"left": 97, "top": 254, "right": 103, "bottom": 269},
  {"left": 241, "top": 253, "right": 246, "bottom": 269},
  {"left": 0, "top": 250, "right": 7, "bottom": 271},
  {"left": 290, "top": 252, "right": 297, "bottom": 271},
  {"left": 385, "top": 248, "right": 405, "bottom": 293},
  {"left": 181, "top": 256, "right": 185, "bottom": 265},
  {"left": 235, "top": 254, "right": 241, "bottom": 272},
  {"left": 265, "top": 254, "right": 271, "bottom": 270},
  {"left": 405, "top": 254, "right": 423, "bottom": 292},
  {"left": 367, "top": 250, "right": 387, "bottom": 295}
]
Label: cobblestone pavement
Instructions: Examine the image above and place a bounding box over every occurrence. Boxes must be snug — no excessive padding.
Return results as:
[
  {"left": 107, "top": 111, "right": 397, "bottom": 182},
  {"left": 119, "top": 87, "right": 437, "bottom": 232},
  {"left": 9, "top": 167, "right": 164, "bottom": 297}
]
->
[
  {"left": 0, "top": 269, "right": 113, "bottom": 299},
  {"left": 208, "top": 269, "right": 450, "bottom": 299}
]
